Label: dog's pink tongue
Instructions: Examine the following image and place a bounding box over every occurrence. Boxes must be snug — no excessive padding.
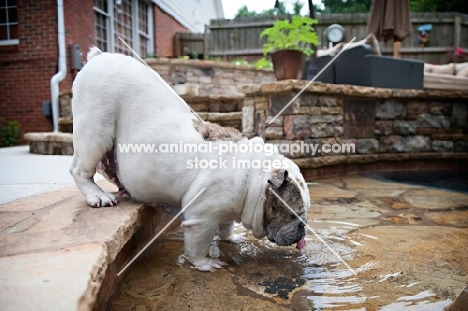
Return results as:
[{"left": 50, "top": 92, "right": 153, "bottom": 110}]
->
[{"left": 296, "top": 238, "right": 306, "bottom": 250}]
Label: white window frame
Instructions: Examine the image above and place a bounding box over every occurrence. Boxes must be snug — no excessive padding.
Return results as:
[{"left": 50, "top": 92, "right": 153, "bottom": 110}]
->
[
  {"left": 93, "top": 2, "right": 113, "bottom": 52},
  {"left": 134, "top": 0, "right": 153, "bottom": 57},
  {"left": 93, "top": 0, "right": 153, "bottom": 56},
  {"left": 0, "top": 0, "right": 19, "bottom": 46}
]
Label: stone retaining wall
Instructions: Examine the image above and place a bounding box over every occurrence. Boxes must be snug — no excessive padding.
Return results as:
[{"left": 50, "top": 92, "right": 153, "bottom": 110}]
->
[
  {"left": 57, "top": 93, "right": 245, "bottom": 135},
  {"left": 240, "top": 80, "right": 468, "bottom": 178},
  {"left": 43, "top": 80, "right": 468, "bottom": 176},
  {"left": 146, "top": 58, "right": 275, "bottom": 96}
]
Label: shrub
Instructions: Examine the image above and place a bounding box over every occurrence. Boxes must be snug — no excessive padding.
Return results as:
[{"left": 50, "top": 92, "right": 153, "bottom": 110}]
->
[{"left": 0, "top": 118, "right": 22, "bottom": 147}]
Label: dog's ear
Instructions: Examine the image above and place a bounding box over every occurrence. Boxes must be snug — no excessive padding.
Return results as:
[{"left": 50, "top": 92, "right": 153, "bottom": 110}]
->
[{"left": 268, "top": 169, "right": 288, "bottom": 189}]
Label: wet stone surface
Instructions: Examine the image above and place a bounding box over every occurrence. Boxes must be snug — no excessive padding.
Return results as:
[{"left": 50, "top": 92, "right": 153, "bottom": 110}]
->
[{"left": 111, "top": 175, "right": 468, "bottom": 310}]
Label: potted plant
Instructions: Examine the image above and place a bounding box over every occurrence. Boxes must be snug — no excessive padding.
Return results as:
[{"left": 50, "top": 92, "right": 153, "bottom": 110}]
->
[{"left": 261, "top": 15, "right": 318, "bottom": 80}]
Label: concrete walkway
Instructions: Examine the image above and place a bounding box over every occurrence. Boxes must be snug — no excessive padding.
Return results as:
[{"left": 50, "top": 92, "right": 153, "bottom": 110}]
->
[
  {"left": 0, "top": 146, "right": 74, "bottom": 204},
  {"left": 0, "top": 146, "right": 103, "bottom": 205}
]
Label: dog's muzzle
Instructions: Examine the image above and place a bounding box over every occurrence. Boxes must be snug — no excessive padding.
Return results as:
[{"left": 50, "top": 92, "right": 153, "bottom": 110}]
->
[{"left": 268, "top": 219, "right": 307, "bottom": 246}]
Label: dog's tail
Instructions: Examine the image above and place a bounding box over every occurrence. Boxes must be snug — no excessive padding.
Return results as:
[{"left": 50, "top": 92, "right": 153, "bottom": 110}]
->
[{"left": 87, "top": 46, "right": 102, "bottom": 61}]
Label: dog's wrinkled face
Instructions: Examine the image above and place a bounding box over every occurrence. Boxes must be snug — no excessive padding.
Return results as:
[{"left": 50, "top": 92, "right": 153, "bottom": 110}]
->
[{"left": 264, "top": 169, "right": 309, "bottom": 246}]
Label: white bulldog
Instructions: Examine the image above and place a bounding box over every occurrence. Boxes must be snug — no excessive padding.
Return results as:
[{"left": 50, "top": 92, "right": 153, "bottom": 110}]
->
[{"left": 70, "top": 47, "right": 310, "bottom": 271}]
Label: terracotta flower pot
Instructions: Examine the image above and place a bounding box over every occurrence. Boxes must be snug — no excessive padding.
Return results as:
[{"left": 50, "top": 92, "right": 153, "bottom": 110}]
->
[{"left": 270, "top": 50, "right": 306, "bottom": 80}]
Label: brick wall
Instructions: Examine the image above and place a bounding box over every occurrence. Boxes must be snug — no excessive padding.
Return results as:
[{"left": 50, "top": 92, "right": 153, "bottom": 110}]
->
[
  {"left": 62, "top": 0, "right": 94, "bottom": 92},
  {"left": 0, "top": 1, "right": 95, "bottom": 135},
  {"left": 1, "top": 2, "right": 191, "bottom": 134},
  {"left": 0, "top": 0, "right": 59, "bottom": 134},
  {"left": 154, "top": 5, "right": 188, "bottom": 57}
]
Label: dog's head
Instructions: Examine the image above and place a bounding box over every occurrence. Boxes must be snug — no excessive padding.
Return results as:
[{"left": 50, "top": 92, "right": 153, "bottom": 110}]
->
[{"left": 263, "top": 165, "right": 310, "bottom": 246}]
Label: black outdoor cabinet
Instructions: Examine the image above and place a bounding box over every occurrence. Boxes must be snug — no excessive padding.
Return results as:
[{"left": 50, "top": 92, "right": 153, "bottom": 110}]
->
[{"left": 333, "top": 45, "right": 424, "bottom": 90}]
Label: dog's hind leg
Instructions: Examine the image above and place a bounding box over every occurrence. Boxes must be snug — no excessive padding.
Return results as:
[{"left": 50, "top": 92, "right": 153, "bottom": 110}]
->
[
  {"left": 69, "top": 114, "right": 118, "bottom": 207},
  {"left": 96, "top": 148, "right": 129, "bottom": 197}
]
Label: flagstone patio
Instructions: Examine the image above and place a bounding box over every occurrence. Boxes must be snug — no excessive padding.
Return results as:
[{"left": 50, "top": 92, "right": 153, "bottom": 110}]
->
[
  {"left": 110, "top": 175, "right": 468, "bottom": 311},
  {"left": 0, "top": 156, "right": 467, "bottom": 310}
]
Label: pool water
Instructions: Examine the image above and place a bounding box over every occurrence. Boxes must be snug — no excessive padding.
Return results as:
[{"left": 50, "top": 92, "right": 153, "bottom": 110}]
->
[{"left": 365, "top": 170, "right": 468, "bottom": 194}]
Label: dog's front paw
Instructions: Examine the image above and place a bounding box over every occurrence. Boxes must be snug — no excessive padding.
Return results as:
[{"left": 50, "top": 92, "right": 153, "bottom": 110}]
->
[
  {"left": 87, "top": 192, "right": 117, "bottom": 207},
  {"left": 222, "top": 234, "right": 249, "bottom": 244},
  {"left": 188, "top": 257, "right": 226, "bottom": 272}
]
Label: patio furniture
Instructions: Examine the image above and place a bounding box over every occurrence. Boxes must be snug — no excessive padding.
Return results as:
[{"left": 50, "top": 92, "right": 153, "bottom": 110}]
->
[
  {"left": 424, "top": 62, "right": 468, "bottom": 91},
  {"left": 313, "top": 44, "right": 424, "bottom": 90},
  {"left": 334, "top": 44, "right": 424, "bottom": 89}
]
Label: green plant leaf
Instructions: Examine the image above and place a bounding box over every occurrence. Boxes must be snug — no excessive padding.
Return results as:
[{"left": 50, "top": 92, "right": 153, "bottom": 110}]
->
[
  {"left": 261, "top": 16, "right": 318, "bottom": 56},
  {"left": 254, "top": 57, "right": 273, "bottom": 69}
]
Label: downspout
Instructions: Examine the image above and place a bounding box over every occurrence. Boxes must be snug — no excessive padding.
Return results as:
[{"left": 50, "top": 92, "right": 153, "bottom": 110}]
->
[{"left": 50, "top": 0, "right": 66, "bottom": 132}]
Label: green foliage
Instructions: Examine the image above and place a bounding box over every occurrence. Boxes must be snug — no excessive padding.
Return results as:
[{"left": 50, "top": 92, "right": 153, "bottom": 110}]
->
[
  {"left": 189, "top": 51, "right": 199, "bottom": 59},
  {"left": 234, "top": 5, "right": 257, "bottom": 18},
  {"left": 261, "top": 1, "right": 288, "bottom": 16},
  {"left": 230, "top": 57, "right": 272, "bottom": 70},
  {"left": 231, "top": 58, "right": 250, "bottom": 66},
  {"left": 260, "top": 15, "right": 318, "bottom": 56},
  {"left": 293, "top": 0, "right": 304, "bottom": 15},
  {"left": 321, "top": 0, "right": 372, "bottom": 13},
  {"left": 145, "top": 52, "right": 158, "bottom": 58},
  {"left": 182, "top": 47, "right": 200, "bottom": 59},
  {"left": 234, "top": 0, "right": 301, "bottom": 18},
  {"left": 204, "top": 56, "right": 223, "bottom": 62},
  {"left": 0, "top": 118, "right": 22, "bottom": 147},
  {"left": 320, "top": 0, "right": 467, "bottom": 13},
  {"left": 410, "top": 0, "right": 468, "bottom": 13},
  {"left": 254, "top": 57, "right": 273, "bottom": 69}
]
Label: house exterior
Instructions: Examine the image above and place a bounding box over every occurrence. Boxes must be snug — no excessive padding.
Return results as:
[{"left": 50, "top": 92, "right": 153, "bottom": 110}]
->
[{"left": 0, "top": 0, "right": 223, "bottom": 135}]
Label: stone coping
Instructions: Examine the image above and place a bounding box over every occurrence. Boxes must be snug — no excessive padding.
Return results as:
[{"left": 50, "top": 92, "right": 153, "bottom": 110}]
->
[
  {"left": 238, "top": 80, "right": 468, "bottom": 99},
  {"left": 23, "top": 133, "right": 468, "bottom": 167},
  {"left": 293, "top": 152, "right": 468, "bottom": 169},
  {"left": 58, "top": 117, "right": 73, "bottom": 125},
  {"left": 182, "top": 93, "right": 245, "bottom": 103},
  {"left": 60, "top": 90, "right": 73, "bottom": 96},
  {"left": 24, "top": 132, "right": 73, "bottom": 143},
  {"left": 0, "top": 181, "right": 166, "bottom": 310},
  {"left": 197, "top": 112, "right": 243, "bottom": 122},
  {"left": 145, "top": 57, "right": 273, "bottom": 73}
]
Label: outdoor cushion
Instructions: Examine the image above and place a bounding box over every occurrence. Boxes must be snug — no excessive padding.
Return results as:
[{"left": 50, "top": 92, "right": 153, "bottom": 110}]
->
[{"left": 424, "top": 72, "right": 468, "bottom": 91}]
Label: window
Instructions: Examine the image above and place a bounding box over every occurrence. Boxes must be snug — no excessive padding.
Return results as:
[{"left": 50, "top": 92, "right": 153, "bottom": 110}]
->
[
  {"left": 0, "top": 0, "right": 18, "bottom": 46},
  {"left": 94, "top": 0, "right": 110, "bottom": 52},
  {"left": 93, "top": 0, "right": 153, "bottom": 56},
  {"left": 114, "top": 0, "right": 132, "bottom": 54},
  {"left": 137, "top": 0, "right": 151, "bottom": 57}
]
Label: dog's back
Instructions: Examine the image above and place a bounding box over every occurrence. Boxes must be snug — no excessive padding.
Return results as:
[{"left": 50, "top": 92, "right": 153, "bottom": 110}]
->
[{"left": 72, "top": 48, "right": 192, "bottom": 124}]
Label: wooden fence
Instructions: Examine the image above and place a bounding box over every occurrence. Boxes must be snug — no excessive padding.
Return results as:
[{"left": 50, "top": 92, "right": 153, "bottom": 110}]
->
[
  {"left": 174, "top": 32, "right": 205, "bottom": 58},
  {"left": 174, "top": 12, "right": 468, "bottom": 64}
]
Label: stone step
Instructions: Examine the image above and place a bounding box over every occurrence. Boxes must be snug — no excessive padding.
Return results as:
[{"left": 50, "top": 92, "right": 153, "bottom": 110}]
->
[
  {"left": 57, "top": 111, "right": 243, "bottom": 135},
  {"left": 0, "top": 181, "right": 177, "bottom": 311},
  {"left": 24, "top": 132, "right": 73, "bottom": 155},
  {"left": 58, "top": 117, "right": 73, "bottom": 133},
  {"left": 56, "top": 93, "right": 245, "bottom": 136},
  {"left": 182, "top": 94, "right": 244, "bottom": 112},
  {"left": 197, "top": 112, "right": 243, "bottom": 130}
]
